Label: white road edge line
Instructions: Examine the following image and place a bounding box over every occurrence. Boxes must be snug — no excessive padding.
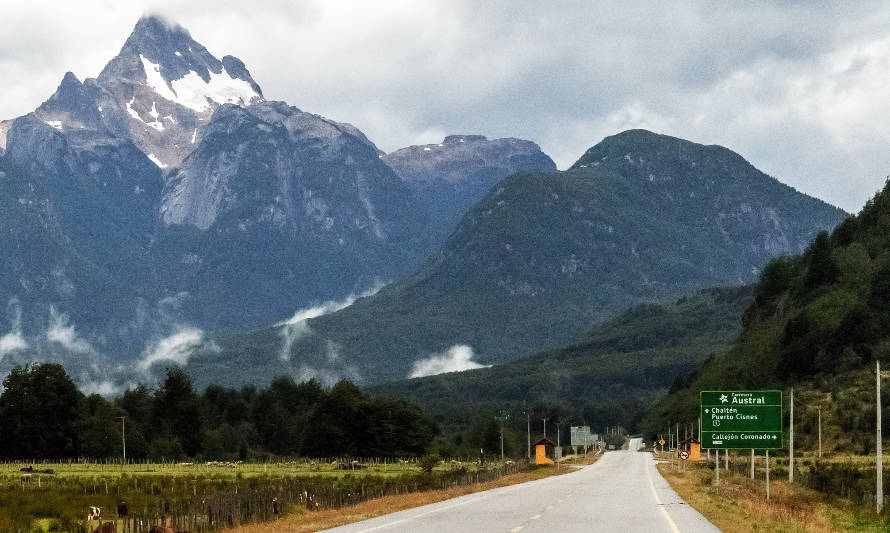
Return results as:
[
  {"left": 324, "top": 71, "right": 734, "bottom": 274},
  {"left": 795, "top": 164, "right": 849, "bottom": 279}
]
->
[
  {"left": 346, "top": 489, "right": 499, "bottom": 533},
  {"left": 339, "top": 465, "right": 581, "bottom": 533},
  {"left": 647, "top": 458, "right": 681, "bottom": 533}
]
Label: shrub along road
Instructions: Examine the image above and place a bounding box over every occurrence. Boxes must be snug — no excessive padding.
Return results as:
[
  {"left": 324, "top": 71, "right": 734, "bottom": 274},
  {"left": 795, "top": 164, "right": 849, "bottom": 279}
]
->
[{"left": 321, "top": 440, "right": 717, "bottom": 532}]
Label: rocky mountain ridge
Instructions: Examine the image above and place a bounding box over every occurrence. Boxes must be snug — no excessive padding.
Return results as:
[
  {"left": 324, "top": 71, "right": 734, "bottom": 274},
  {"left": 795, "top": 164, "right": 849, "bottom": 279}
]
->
[
  {"left": 186, "top": 129, "right": 847, "bottom": 386},
  {"left": 383, "top": 135, "right": 556, "bottom": 241}
]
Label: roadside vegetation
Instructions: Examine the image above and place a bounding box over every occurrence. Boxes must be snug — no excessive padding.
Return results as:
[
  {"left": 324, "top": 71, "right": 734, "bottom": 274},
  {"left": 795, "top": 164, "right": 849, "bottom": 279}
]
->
[{"left": 655, "top": 450, "right": 886, "bottom": 532}]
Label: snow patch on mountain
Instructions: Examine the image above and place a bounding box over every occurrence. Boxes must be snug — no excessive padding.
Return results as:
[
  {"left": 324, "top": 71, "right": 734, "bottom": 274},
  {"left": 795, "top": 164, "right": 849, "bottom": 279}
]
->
[
  {"left": 147, "top": 153, "right": 168, "bottom": 168},
  {"left": 140, "top": 55, "right": 261, "bottom": 112}
]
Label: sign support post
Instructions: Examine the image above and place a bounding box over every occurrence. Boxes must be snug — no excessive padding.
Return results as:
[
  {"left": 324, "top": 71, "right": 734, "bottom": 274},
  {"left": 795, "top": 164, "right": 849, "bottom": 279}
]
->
[
  {"left": 766, "top": 450, "right": 770, "bottom": 500},
  {"left": 715, "top": 449, "right": 719, "bottom": 485},
  {"left": 878, "top": 360, "right": 883, "bottom": 514},
  {"left": 789, "top": 387, "right": 794, "bottom": 483},
  {"left": 750, "top": 448, "right": 754, "bottom": 479}
]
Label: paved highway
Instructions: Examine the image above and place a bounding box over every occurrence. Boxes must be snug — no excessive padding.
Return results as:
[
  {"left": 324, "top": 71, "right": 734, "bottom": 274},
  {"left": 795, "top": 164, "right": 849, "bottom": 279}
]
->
[{"left": 323, "top": 439, "right": 719, "bottom": 532}]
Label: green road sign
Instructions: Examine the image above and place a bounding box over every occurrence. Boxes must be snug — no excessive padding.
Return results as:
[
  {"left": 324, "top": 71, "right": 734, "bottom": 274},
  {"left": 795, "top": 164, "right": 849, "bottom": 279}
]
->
[{"left": 700, "top": 390, "right": 783, "bottom": 449}]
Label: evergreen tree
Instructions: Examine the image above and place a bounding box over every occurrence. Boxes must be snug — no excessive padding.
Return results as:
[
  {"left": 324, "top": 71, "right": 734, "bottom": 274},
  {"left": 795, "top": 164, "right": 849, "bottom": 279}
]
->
[
  {"left": 805, "top": 231, "right": 838, "bottom": 289},
  {"left": 153, "top": 368, "right": 204, "bottom": 456},
  {"left": 0, "top": 364, "right": 81, "bottom": 458}
]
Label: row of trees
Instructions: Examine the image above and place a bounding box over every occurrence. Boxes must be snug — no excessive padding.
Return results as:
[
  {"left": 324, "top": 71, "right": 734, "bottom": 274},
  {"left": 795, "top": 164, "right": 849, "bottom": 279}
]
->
[{"left": 0, "top": 364, "right": 437, "bottom": 460}]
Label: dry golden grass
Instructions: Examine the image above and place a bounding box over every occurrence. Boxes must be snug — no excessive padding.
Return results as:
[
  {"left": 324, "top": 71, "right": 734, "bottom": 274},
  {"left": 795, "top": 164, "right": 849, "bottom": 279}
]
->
[
  {"left": 656, "top": 456, "right": 885, "bottom": 533},
  {"left": 227, "top": 457, "right": 595, "bottom": 533}
]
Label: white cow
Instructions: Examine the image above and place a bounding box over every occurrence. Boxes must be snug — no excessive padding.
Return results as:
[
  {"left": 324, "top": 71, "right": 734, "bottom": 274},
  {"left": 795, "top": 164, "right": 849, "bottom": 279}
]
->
[{"left": 87, "top": 506, "right": 102, "bottom": 520}]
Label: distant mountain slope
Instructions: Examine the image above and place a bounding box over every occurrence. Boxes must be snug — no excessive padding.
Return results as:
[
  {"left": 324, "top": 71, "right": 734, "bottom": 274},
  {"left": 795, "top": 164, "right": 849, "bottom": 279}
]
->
[
  {"left": 193, "top": 130, "right": 845, "bottom": 387},
  {"left": 373, "top": 286, "right": 752, "bottom": 433},
  {"left": 0, "top": 115, "right": 164, "bottom": 348},
  {"left": 646, "top": 179, "right": 890, "bottom": 448},
  {"left": 383, "top": 135, "right": 555, "bottom": 242},
  {"left": 152, "top": 101, "right": 426, "bottom": 331},
  {"left": 312, "top": 131, "right": 845, "bottom": 379}
]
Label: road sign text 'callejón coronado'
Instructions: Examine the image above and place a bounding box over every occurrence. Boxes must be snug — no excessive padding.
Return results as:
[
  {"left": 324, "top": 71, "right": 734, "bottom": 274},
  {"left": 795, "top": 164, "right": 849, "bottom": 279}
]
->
[{"left": 701, "top": 390, "right": 782, "bottom": 449}]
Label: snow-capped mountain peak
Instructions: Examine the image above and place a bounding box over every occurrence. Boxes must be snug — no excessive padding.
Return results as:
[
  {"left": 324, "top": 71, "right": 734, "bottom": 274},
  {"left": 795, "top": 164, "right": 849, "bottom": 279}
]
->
[{"left": 2, "top": 15, "right": 265, "bottom": 168}]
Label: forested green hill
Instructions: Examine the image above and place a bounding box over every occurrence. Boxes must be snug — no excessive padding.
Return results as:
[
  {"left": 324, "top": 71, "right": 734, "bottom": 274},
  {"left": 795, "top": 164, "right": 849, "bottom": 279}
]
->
[
  {"left": 647, "top": 180, "right": 890, "bottom": 452},
  {"left": 375, "top": 286, "right": 751, "bottom": 441}
]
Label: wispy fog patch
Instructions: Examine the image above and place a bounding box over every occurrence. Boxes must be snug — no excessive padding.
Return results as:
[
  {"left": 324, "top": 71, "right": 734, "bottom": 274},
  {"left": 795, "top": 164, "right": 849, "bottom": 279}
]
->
[
  {"left": 138, "top": 327, "right": 208, "bottom": 370},
  {"left": 0, "top": 298, "right": 28, "bottom": 358},
  {"left": 0, "top": 333, "right": 28, "bottom": 358},
  {"left": 46, "top": 306, "right": 95, "bottom": 354},
  {"left": 293, "top": 341, "right": 362, "bottom": 386},
  {"left": 409, "top": 345, "right": 490, "bottom": 378},
  {"left": 79, "top": 379, "right": 120, "bottom": 397},
  {"left": 277, "top": 283, "right": 385, "bottom": 362}
]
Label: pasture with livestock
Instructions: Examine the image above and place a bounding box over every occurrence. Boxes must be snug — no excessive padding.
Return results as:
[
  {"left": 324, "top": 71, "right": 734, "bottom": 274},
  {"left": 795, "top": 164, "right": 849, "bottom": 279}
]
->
[{"left": 0, "top": 457, "right": 525, "bottom": 531}]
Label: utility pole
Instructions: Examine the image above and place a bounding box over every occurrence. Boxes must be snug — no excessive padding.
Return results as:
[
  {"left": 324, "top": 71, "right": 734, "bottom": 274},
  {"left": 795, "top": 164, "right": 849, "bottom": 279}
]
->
[
  {"left": 878, "top": 360, "right": 883, "bottom": 513},
  {"left": 495, "top": 410, "right": 509, "bottom": 461},
  {"left": 526, "top": 409, "right": 531, "bottom": 460},
  {"left": 541, "top": 418, "right": 549, "bottom": 440},
  {"left": 789, "top": 387, "right": 794, "bottom": 483},
  {"left": 817, "top": 406, "right": 822, "bottom": 459},
  {"left": 118, "top": 416, "right": 127, "bottom": 464},
  {"left": 557, "top": 426, "right": 561, "bottom": 472}
]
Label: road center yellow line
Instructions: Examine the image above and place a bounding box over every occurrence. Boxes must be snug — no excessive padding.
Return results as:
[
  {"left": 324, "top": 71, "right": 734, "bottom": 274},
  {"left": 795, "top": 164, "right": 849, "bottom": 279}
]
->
[{"left": 510, "top": 527, "right": 523, "bottom": 532}]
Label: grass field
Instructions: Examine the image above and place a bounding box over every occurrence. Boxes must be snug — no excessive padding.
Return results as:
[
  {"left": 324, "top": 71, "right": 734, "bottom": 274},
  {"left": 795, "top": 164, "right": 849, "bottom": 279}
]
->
[
  {"left": 0, "top": 458, "right": 531, "bottom": 532},
  {"left": 1, "top": 458, "right": 424, "bottom": 480}
]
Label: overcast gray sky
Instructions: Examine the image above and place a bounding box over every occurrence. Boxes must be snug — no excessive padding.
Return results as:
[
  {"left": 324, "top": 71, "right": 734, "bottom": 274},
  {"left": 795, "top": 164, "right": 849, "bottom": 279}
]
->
[{"left": 2, "top": 0, "right": 889, "bottom": 212}]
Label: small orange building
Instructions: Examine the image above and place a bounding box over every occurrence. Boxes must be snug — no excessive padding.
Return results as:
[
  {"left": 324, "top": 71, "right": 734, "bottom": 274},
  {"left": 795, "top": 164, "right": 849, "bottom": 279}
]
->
[
  {"left": 534, "top": 437, "right": 556, "bottom": 465},
  {"left": 678, "top": 437, "right": 701, "bottom": 461}
]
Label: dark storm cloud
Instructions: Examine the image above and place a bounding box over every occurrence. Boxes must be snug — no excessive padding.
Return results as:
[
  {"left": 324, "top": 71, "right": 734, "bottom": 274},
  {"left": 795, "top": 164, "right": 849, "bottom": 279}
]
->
[{"left": 2, "top": 1, "right": 890, "bottom": 211}]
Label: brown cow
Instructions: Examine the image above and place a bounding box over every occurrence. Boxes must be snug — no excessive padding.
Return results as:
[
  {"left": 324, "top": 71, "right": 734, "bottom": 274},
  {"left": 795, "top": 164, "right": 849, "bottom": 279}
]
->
[{"left": 92, "top": 523, "right": 114, "bottom": 533}]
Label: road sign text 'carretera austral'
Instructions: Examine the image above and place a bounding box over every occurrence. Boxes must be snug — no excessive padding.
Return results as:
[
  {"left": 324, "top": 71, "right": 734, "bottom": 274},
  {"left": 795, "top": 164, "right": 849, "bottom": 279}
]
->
[{"left": 700, "top": 391, "right": 782, "bottom": 449}]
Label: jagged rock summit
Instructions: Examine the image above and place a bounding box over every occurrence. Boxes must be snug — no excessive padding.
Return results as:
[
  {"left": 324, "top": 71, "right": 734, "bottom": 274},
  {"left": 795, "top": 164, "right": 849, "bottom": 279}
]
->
[
  {"left": 383, "top": 134, "right": 556, "bottom": 241},
  {"left": 1, "top": 15, "right": 264, "bottom": 169}
]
